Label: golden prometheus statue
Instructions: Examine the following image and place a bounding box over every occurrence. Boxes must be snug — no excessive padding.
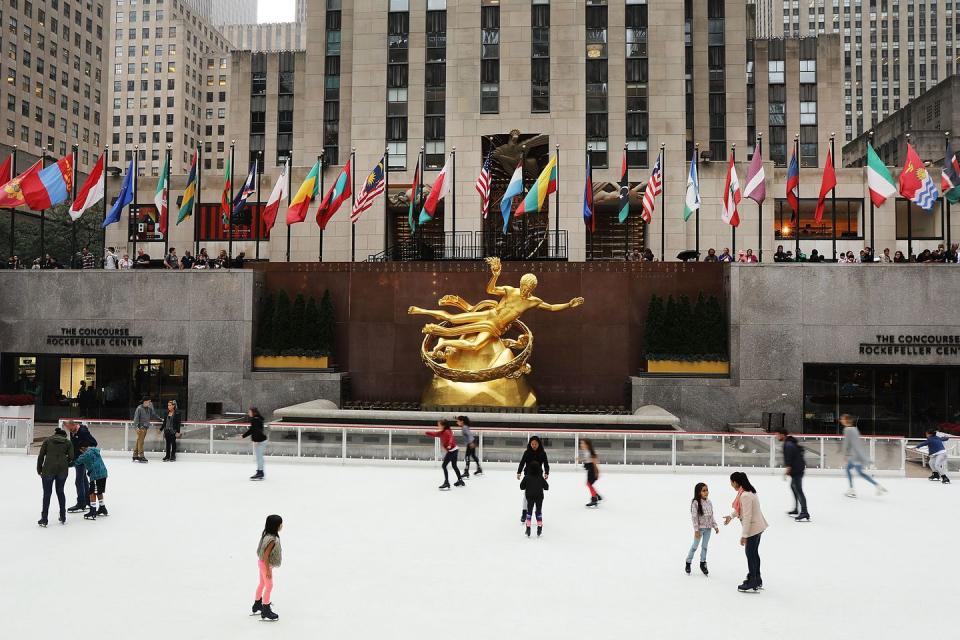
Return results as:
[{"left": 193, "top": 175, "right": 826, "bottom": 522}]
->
[{"left": 408, "top": 257, "right": 584, "bottom": 408}]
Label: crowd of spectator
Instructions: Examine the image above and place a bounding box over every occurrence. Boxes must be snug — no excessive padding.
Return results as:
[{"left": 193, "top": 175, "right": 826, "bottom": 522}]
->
[{"left": 5, "top": 246, "right": 248, "bottom": 270}]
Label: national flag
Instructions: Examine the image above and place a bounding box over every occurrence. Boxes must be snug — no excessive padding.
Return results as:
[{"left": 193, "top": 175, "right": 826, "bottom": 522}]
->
[
  {"left": 352, "top": 154, "right": 386, "bottom": 222},
  {"left": 475, "top": 151, "right": 493, "bottom": 218},
  {"left": 154, "top": 153, "right": 170, "bottom": 234},
  {"left": 419, "top": 154, "right": 451, "bottom": 224},
  {"left": 0, "top": 161, "right": 41, "bottom": 208},
  {"left": 743, "top": 142, "right": 766, "bottom": 204},
  {"left": 813, "top": 149, "right": 837, "bottom": 223},
  {"left": 618, "top": 150, "right": 630, "bottom": 223},
  {"left": 515, "top": 156, "right": 557, "bottom": 218},
  {"left": 682, "top": 150, "right": 700, "bottom": 222},
  {"left": 500, "top": 161, "right": 524, "bottom": 233},
  {"left": 287, "top": 160, "right": 320, "bottom": 224},
  {"left": 899, "top": 143, "right": 938, "bottom": 211},
  {"left": 176, "top": 150, "right": 198, "bottom": 224},
  {"left": 315, "top": 158, "right": 353, "bottom": 230},
  {"left": 232, "top": 160, "right": 258, "bottom": 221},
  {"left": 69, "top": 154, "right": 105, "bottom": 221},
  {"left": 261, "top": 159, "right": 289, "bottom": 232},
  {"left": 583, "top": 152, "right": 595, "bottom": 232},
  {"left": 21, "top": 153, "right": 74, "bottom": 210},
  {"left": 639, "top": 151, "right": 662, "bottom": 224},
  {"left": 940, "top": 142, "right": 960, "bottom": 204},
  {"left": 407, "top": 155, "right": 422, "bottom": 232},
  {"left": 866, "top": 143, "right": 897, "bottom": 207},
  {"left": 220, "top": 154, "right": 232, "bottom": 224},
  {"left": 102, "top": 160, "right": 134, "bottom": 228},
  {"left": 721, "top": 155, "right": 741, "bottom": 227},
  {"left": 0, "top": 153, "right": 11, "bottom": 184},
  {"left": 786, "top": 145, "right": 800, "bottom": 221}
]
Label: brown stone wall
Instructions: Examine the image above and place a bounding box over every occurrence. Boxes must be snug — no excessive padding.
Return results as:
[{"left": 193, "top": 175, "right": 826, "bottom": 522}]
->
[{"left": 256, "top": 262, "right": 727, "bottom": 406}]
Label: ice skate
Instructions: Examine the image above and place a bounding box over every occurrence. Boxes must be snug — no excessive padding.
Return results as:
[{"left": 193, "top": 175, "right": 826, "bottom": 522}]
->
[
  {"left": 438, "top": 482, "right": 451, "bottom": 490},
  {"left": 845, "top": 489, "right": 857, "bottom": 498},
  {"left": 700, "top": 562, "right": 709, "bottom": 576},
  {"left": 942, "top": 475, "right": 951, "bottom": 484},
  {"left": 520, "top": 510, "right": 527, "bottom": 523},
  {"left": 525, "top": 525, "right": 531, "bottom": 537},
  {"left": 454, "top": 479, "right": 465, "bottom": 487},
  {"left": 251, "top": 599, "right": 262, "bottom": 616},
  {"left": 474, "top": 469, "right": 483, "bottom": 476},
  {"left": 928, "top": 472, "right": 941, "bottom": 481},
  {"left": 67, "top": 504, "right": 85, "bottom": 514},
  {"left": 250, "top": 471, "right": 264, "bottom": 481},
  {"left": 685, "top": 562, "right": 691, "bottom": 575},
  {"left": 37, "top": 519, "right": 47, "bottom": 528},
  {"left": 83, "top": 507, "right": 97, "bottom": 520},
  {"left": 97, "top": 505, "right": 109, "bottom": 517},
  {"left": 876, "top": 484, "right": 888, "bottom": 495},
  {"left": 260, "top": 603, "right": 278, "bottom": 621},
  {"left": 536, "top": 525, "right": 542, "bottom": 537},
  {"left": 794, "top": 513, "right": 811, "bottom": 522},
  {"left": 738, "top": 581, "right": 760, "bottom": 593},
  {"left": 462, "top": 470, "right": 470, "bottom": 478},
  {"left": 58, "top": 516, "right": 66, "bottom": 525},
  {"left": 586, "top": 496, "right": 598, "bottom": 508},
  {"left": 786, "top": 509, "right": 799, "bottom": 516}
]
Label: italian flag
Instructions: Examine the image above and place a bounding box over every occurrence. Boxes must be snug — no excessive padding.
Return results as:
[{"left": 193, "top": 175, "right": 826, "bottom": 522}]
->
[
  {"left": 155, "top": 153, "right": 170, "bottom": 233},
  {"left": 866, "top": 142, "right": 897, "bottom": 207}
]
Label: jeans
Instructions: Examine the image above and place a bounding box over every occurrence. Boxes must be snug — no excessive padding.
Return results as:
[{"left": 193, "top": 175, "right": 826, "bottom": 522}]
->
[
  {"left": 253, "top": 441, "right": 267, "bottom": 471},
  {"left": 929, "top": 451, "right": 948, "bottom": 475},
  {"left": 73, "top": 463, "right": 89, "bottom": 507},
  {"left": 845, "top": 461, "right": 878, "bottom": 488},
  {"left": 745, "top": 533, "right": 762, "bottom": 586},
  {"left": 164, "top": 431, "right": 178, "bottom": 460},
  {"left": 685, "top": 528, "right": 713, "bottom": 563},
  {"left": 134, "top": 427, "right": 148, "bottom": 457},
  {"left": 790, "top": 474, "right": 808, "bottom": 515},
  {"left": 441, "top": 450, "right": 462, "bottom": 484},
  {"left": 41, "top": 471, "right": 68, "bottom": 521}
]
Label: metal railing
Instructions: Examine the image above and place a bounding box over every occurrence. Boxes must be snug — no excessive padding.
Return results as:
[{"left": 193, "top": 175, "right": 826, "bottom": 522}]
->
[
  {"left": 366, "top": 230, "right": 568, "bottom": 262},
  {"left": 16, "top": 419, "right": 929, "bottom": 474}
]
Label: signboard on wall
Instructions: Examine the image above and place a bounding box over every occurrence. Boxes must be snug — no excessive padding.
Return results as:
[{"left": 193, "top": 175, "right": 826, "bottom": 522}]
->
[
  {"left": 859, "top": 334, "right": 960, "bottom": 356},
  {"left": 45, "top": 327, "right": 145, "bottom": 348},
  {"left": 128, "top": 204, "right": 164, "bottom": 243},
  {"left": 197, "top": 203, "right": 268, "bottom": 241}
]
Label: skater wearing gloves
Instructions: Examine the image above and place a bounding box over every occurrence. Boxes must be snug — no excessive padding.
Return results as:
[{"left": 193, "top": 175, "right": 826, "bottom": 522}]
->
[
  {"left": 64, "top": 420, "right": 97, "bottom": 514},
  {"left": 241, "top": 407, "right": 267, "bottom": 480},
  {"left": 36, "top": 426, "right": 73, "bottom": 527},
  {"left": 73, "top": 446, "right": 109, "bottom": 520},
  {"left": 252, "top": 514, "right": 283, "bottom": 621},
  {"left": 517, "top": 435, "right": 550, "bottom": 537},
  {"left": 132, "top": 397, "right": 161, "bottom": 463},
  {"left": 685, "top": 482, "right": 719, "bottom": 576},
  {"left": 426, "top": 420, "right": 464, "bottom": 489},
  {"left": 915, "top": 429, "right": 951, "bottom": 484},
  {"left": 159, "top": 400, "right": 182, "bottom": 462},
  {"left": 775, "top": 428, "right": 810, "bottom": 522},
  {"left": 841, "top": 414, "right": 887, "bottom": 497},
  {"left": 458, "top": 416, "right": 482, "bottom": 477},
  {"left": 580, "top": 438, "right": 602, "bottom": 507},
  {"left": 724, "top": 472, "right": 768, "bottom": 593}
]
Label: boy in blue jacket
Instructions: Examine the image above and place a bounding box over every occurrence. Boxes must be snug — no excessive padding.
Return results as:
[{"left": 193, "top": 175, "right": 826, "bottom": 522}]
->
[
  {"left": 916, "top": 430, "right": 950, "bottom": 484},
  {"left": 73, "top": 446, "right": 110, "bottom": 519}
]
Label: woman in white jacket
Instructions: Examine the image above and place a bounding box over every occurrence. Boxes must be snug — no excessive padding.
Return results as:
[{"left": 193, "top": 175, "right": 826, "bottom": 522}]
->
[{"left": 724, "top": 471, "right": 769, "bottom": 593}]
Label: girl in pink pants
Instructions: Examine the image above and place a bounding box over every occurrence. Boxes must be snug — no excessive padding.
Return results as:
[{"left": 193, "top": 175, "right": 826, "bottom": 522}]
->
[{"left": 252, "top": 514, "right": 283, "bottom": 621}]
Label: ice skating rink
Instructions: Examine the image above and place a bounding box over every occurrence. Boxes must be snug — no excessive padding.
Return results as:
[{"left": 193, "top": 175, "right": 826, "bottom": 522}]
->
[{"left": 0, "top": 453, "right": 947, "bottom": 640}]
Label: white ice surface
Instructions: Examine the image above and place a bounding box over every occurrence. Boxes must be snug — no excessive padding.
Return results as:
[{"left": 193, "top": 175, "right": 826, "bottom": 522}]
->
[{"left": 0, "top": 453, "right": 946, "bottom": 640}]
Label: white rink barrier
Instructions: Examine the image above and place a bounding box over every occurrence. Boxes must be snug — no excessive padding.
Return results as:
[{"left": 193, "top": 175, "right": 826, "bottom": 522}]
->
[
  {"left": 28, "top": 418, "right": 935, "bottom": 475},
  {"left": 0, "top": 416, "right": 34, "bottom": 450}
]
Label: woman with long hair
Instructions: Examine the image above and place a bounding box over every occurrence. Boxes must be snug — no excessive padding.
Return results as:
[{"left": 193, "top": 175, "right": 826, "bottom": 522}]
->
[
  {"left": 517, "top": 435, "right": 550, "bottom": 537},
  {"left": 160, "top": 399, "right": 181, "bottom": 462},
  {"left": 723, "top": 472, "right": 768, "bottom": 592},
  {"left": 241, "top": 407, "right": 267, "bottom": 480},
  {"left": 252, "top": 514, "right": 283, "bottom": 621},
  {"left": 685, "top": 482, "right": 719, "bottom": 575},
  {"left": 579, "top": 438, "right": 602, "bottom": 508},
  {"left": 426, "top": 420, "right": 464, "bottom": 490}
]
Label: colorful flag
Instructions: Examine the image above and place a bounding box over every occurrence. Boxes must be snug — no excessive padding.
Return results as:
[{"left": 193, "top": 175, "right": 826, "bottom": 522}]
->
[
  {"left": 583, "top": 152, "right": 595, "bottom": 232},
  {"left": 866, "top": 143, "right": 897, "bottom": 207},
  {"left": 261, "top": 159, "right": 288, "bottom": 232},
  {"left": 420, "top": 154, "right": 451, "bottom": 224},
  {"left": 0, "top": 153, "right": 11, "bottom": 184},
  {"left": 407, "top": 154, "right": 422, "bottom": 232},
  {"left": 154, "top": 153, "right": 170, "bottom": 234},
  {"left": 682, "top": 149, "right": 700, "bottom": 222},
  {"left": 475, "top": 151, "right": 493, "bottom": 218},
  {"left": 220, "top": 154, "right": 232, "bottom": 224},
  {"left": 618, "top": 150, "right": 631, "bottom": 223},
  {"left": 232, "top": 160, "right": 258, "bottom": 221},
  {"left": 102, "top": 160, "right": 134, "bottom": 228},
  {"left": 69, "top": 154, "right": 105, "bottom": 221},
  {"left": 899, "top": 143, "right": 938, "bottom": 211},
  {"left": 515, "top": 156, "right": 557, "bottom": 218},
  {"left": 177, "top": 150, "right": 198, "bottom": 224},
  {"left": 721, "top": 155, "right": 741, "bottom": 227},
  {"left": 501, "top": 161, "right": 524, "bottom": 233},
  {"left": 813, "top": 149, "right": 837, "bottom": 223},
  {"left": 743, "top": 143, "right": 766, "bottom": 204},
  {"left": 786, "top": 145, "right": 800, "bottom": 221},
  {"left": 287, "top": 160, "right": 320, "bottom": 225},
  {"left": 640, "top": 151, "right": 662, "bottom": 224},
  {"left": 0, "top": 161, "right": 41, "bottom": 208},
  {"left": 315, "top": 158, "right": 353, "bottom": 230},
  {"left": 940, "top": 142, "right": 960, "bottom": 204},
  {"left": 352, "top": 154, "right": 386, "bottom": 222},
  {"left": 21, "top": 153, "right": 74, "bottom": 210}
]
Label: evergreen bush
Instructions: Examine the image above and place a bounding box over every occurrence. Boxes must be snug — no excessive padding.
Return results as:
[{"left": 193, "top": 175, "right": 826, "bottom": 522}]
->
[{"left": 645, "top": 291, "right": 728, "bottom": 361}]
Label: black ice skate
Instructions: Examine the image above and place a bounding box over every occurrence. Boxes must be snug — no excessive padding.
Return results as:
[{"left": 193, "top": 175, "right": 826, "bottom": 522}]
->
[
  {"left": 83, "top": 507, "right": 97, "bottom": 520},
  {"left": 520, "top": 510, "right": 527, "bottom": 523},
  {"left": 738, "top": 581, "right": 760, "bottom": 593},
  {"left": 97, "top": 505, "right": 109, "bottom": 517},
  {"left": 536, "top": 525, "right": 542, "bottom": 537},
  {"left": 58, "top": 516, "right": 66, "bottom": 525},
  {"left": 462, "top": 470, "right": 470, "bottom": 478},
  {"left": 438, "top": 482, "right": 451, "bottom": 490},
  {"left": 586, "top": 496, "right": 598, "bottom": 508},
  {"left": 260, "top": 603, "right": 279, "bottom": 621},
  {"left": 251, "top": 599, "right": 263, "bottom": 616},
  {"left": 942, "top": 475, "right": 951, "bottom": 484},
  {"left": 250, "top": 471, "right": 264, "bottom": 481},
  {"left": 929, "top": 472, "right": 941, "bottom": 481},
  {"left": 700, "top": 562, "right": 709, "bottom": 576},
  {"left": 525, "top": 525, "right": 531, "bottom": 537},
  {"left": 786, "top": 509, "right": 799, "bottom": 516},
  {"left": 685, "top": 562, "right": 691, "bottom": 575},
  {"left": 794, "top": 513, "right": 811, "bottom": 522},
  {"left": 67, "top": 504, "right": 85, "bottom": 513},
  {"left": 474, "top": 469, "right": 483, "bottom": 476},
  {"left": 454, "top": 479, "right": 465, "bottom": 487},
  {"left": 37, "top": 519, "right": 48, "bottom": 528}
]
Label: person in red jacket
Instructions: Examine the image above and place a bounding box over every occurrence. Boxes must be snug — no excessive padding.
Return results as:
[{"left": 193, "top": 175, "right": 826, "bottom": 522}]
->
[{"left": 426, "top": 420, "right": 465, "bottom": 490}]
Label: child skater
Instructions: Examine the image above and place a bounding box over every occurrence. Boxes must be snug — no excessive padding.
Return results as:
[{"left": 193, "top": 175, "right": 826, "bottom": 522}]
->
[
  {"left": 252, "top": 514, "right": 283, "bottom": 621},
  {"left": 580, "top": 438, "right": 603, "bottom": 507},
  {"left": 426, "top": 420, "right": 465, "bottom": 490},
  {"left": 458, "top": 416, "right": 482, "bottom": 477},
  {"left": 517, "top": 435, "right": 549, "bottom": 537},
  {"left": 685, "top": 482, "right": 719, "bottom": 576},
  {"left": 73, "top": 445, "right": 108, "bottom": 520},
  {"left": 916, "top": 429, "right": 951, "bottom": 484}
]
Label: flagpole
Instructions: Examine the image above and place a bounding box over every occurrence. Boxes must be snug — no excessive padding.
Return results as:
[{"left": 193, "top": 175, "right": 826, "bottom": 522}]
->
[
  {"left": 383, "top": 147, "right": 390, "bottom": 257},
  {"left": 194, "top": 145, "right": 202, "bottom": 259},
  {"left": 317, "top": 153, "right": 324, "bottom": 261},
  {"left": 623, "top": 144, "right": 629, "bottom": 261},
  {"left": 554, "top": 143, "right": 560, "bottom": 258},
  {"left": 7, "top": 145, "right": 15, "bottom": 258},
  {"left": 255, "top": 150, "right": 263, "bottom": 261},
  {"left": 70, "top": 143, "right": 79, "bottom": 260},
  {"left": 731, "top": 144, "right": 736, "bottom": 256},
  {"left": 695, "top": 143, "right": 700, "bottom": 258},
  {"left": 830, "top": 133, "right": 837, "bottom": 261},
  {"left": 40, "top": 145, "right": 48, "bottom": 263},
  {"left": 756, "top": 133, "right": 763, "bottom": 262},
  {"left": 519, "top": 144, "right": 527, "bottom": 243},
  {"left": 285, "top": 154, "right": 292, "bottom": 262},
  {"left": 794, "top": 135, "right": 800, "bottom": 260},
  {"left": 906, "top": 132, "right": 913, "bottom": 260},
  {"left": 131, "top": 145, "right": 138, "bottom": 265},
  {"left": 587, "top": 145, "right": 594, "bottom": 260},
  {"left": 947, "top": 132, "right": 953, "bottom": 251},
  {"left": 660, "top": 143, "right": 666, "bottom": 261},
  {"left": 869, "top": 130, "right": 876, "bottom": 251},
  {"left": 101, "top": 146, "right": 108, "bottom": 257},
  {"left": 163, "top": 144, "right": 171, "bottom": 259},
  {"left": 451, "top": 147, "right": 457, "bottom": 258},
  {"left": 228, "top": 140, "right": 235, "bottom": 262},
  {"left": 350, "top": 148, "right": 356, "bottom": 262},
  {"left": 417, "top": 145, "right": 424, "bottom": 257}
]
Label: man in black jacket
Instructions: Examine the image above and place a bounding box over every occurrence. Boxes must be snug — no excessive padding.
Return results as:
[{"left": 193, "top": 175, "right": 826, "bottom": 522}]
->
[
  {"left": 63, "top": 420, "right": 98, "bottom": 513},
  {"left": 776, "top": 428, "right": 810, "bottom": 522}
]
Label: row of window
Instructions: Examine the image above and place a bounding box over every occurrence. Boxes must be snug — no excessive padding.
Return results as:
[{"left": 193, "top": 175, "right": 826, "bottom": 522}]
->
[{"left": 324, "top": 3, "right": 340, "bottom": 165}]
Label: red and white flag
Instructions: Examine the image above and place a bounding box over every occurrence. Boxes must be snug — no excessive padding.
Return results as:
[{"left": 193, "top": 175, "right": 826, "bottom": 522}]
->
[
  {"left": 0, "top": 153, "right": 12, "bottom": 184},
  {"left": 69, "top": 154, "right": 105, "bottom": 221},
  {"left": 261, "top": 159, "right": 289, "bottom": 232},
  {"left": 475, "top": 151, "right": 493, "bottom": 218},
  {"left": 640, "top": 150, "right": 663, "bottom": 224},
  {"left": 419, "top": 154, "right": 451, "bottom": 224},
  {"left": 814, "top": 149, "right": 837, "bottom": 223},
  {"left": 721, "top": 155, "right": 741, "bottom": 227}
]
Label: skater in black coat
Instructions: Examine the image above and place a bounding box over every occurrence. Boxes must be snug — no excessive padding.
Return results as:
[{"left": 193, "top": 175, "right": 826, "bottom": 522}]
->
[
  {"left": 517, "top": 436, "right": 549, "bottom": 537},
  {"left": 775, "top": 428, "right": 810, "bottom": 521}
]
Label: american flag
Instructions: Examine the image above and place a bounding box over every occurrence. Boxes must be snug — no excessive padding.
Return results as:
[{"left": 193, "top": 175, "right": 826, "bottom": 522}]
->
[
  {"left": 351, "top": 154, "right": 386, "bottom": 222},
  {"left": 640, "top": 150, "right": 663, "bottom": 223},
  {"left": 475, "top": 151, "right": 493, "bottom": 218}
]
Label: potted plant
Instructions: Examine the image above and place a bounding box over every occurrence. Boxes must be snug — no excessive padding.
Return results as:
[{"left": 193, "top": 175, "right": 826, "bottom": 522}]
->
[
  {"left": 253, "top": 290, "right": 334, "bottom": 370},
  {"left": 643, "top": 293, "right": 730, "bottom": 375}
]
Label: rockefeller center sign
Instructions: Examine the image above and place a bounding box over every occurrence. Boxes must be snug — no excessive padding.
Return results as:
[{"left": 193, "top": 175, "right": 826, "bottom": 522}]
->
[
  {"left": 859, "top": 334, "right": 960, "bottom": 356},
  {"left": 45, "top": 327, "right": 144, "bottom": 348}
]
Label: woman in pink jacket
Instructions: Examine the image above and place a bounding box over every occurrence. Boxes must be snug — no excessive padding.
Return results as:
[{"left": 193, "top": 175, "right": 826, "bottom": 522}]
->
[
  {"left": 723, "top": 471, "right": 769, "bottom": 593},
  {"left": 426, "top": 420, "right": 465, "bottom": 490}
]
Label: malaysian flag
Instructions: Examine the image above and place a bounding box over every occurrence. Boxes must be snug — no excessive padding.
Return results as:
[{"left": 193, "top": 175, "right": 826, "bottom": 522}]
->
[
  {"left": 351, "top": 154, "right": 386, "bottom": 222},
  {"left": 640, "top": 150, "right": 663, "bottom": 224},
  {"left": 475, "top": 151, "right": 493, "bottom": 218}
]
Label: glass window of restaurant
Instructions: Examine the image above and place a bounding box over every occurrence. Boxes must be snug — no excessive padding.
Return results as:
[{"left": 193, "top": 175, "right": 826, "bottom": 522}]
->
[{"left": 774, "top": 198, "right": 862, "bottom": 240}]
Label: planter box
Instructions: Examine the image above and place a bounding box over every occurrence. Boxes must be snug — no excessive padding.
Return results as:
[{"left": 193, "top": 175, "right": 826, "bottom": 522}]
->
[
  {"left": 253, "top": 355, "right": 329, "bottom": 370},
  {"left": 646, "top": 360, "right": 730, "bottom": 375},
  {"left": 0, "top": 404, "right": 35, "bottom": 448}
]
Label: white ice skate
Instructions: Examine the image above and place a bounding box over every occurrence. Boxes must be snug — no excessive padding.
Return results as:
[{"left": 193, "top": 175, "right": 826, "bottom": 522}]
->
[
  {"left": 876, "top": 485, "right": 888, "bottom": 495},
  {"left": 845, "top": 489, "right": 857, "bottom": 498}
]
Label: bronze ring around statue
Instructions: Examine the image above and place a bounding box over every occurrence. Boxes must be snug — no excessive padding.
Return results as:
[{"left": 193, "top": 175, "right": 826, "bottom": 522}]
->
[{"left": 420, "top": 320, "right": 535, "bottom": 383}]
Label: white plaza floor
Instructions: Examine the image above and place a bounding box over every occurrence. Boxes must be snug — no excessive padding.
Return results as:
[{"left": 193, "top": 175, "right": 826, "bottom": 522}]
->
[{"left": 0, "top": 452, "right": 947, "bottom": 640}]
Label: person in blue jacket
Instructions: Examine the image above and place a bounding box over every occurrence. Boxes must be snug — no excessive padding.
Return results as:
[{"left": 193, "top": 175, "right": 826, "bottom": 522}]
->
[
  {"left": 73, "top": 446, "right": 109, "bottom": 519},
  {"left": 916, "top": 429, "right": 950, "bottom": 484}
]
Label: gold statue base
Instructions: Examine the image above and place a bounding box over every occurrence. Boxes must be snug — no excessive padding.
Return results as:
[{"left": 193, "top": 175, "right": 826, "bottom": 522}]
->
[{"left": 421, "top": 339, "right": 537, "bottom": 408}]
